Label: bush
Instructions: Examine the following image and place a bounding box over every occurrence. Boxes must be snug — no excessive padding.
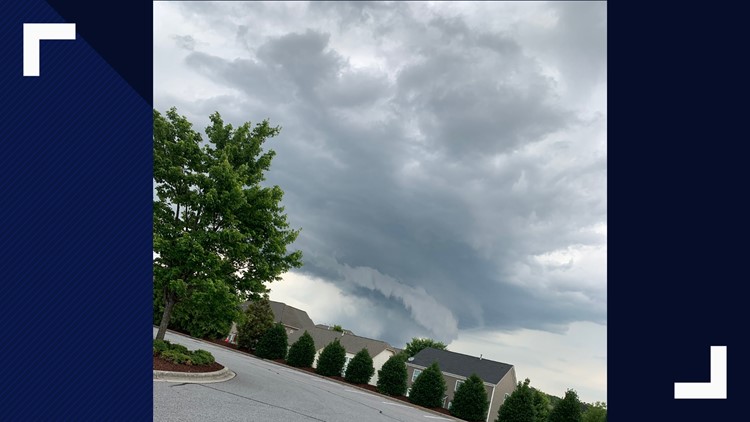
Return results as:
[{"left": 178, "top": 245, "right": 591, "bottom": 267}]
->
[
  {"left": 316, "top": 338, "right": 347, "bottom": 376},
  {"left": 287, "top": 331, "right": 316, "bottom": 367},
  {"left": 377, "top": 354, "right": 408, "bottom": 396},
  {"left": 345, "top": 348, "right": 375, "bottom": 384},
  {"left": 409, "top": 362, "right": 447, "bottom": 408},
  {"left": 255, "top": 322, "right": 288, "bottom": 360},
  {"left": 170, "top": 343, "right": 189, "bottom": 354},
  {"left": 237, "top": 297, "right": 275, "bottom": 350},
  {"left": 496, "top": 379, "right": 536, "bottom": 422},
  {"left": 161, "top": 349, "right": 191, "bottom": 365},
  {"left": 190, "top": 349, "right": 216, "bottom": 366},
  {"left": 153, "top": 339, "right": 171, "bottom": 356},
  {"left": 451, "top": 373, "right": 489, "bottom": 421}
]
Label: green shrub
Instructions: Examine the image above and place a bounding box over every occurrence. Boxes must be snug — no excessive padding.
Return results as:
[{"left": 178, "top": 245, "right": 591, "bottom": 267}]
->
[
  {"left": 377, "top": 354, "right": 408, "bottom": 396},
  {"left": 345, "top": 348, "right": 375, "bottom": 384},
  {"left": 190, "top": 349, "right": 216, "bottom": 366},
  {"left": 409, "top": 362, "right": 447, "bottom": 408},
  {"left": 451, "top": 373, "right": 489, "bottom": 421},
  {"left": 496, "top": 379, "right": 536, "bottom": 422},
  {"left": 237, "top": 297, "right": 275, "bottom": 350},
  {"left": 287, "top": 331, "right": 316, "bottom": 367},
  {"left": 153, "top": 339, "right": 171, "bottom": 356},
  {"left": 161, "top": 349, "right": 191, "bottom": 365},
  {"left": 169, "top": 343, "right": 189, "bottom": 354},
  {"left": 255, "top": 322, "right": 288, "bottom": 360},
  {"left": 316, "top": 338, "right": 346, "bottom": 376}
]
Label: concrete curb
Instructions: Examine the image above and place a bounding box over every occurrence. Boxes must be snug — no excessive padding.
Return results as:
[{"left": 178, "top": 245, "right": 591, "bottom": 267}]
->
[{"left": 153, "top": 366, "right": 236, "bottom": 383}]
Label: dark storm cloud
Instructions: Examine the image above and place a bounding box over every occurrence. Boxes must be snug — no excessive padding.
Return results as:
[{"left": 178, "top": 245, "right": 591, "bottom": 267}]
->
[{"left": 156, "top": 2, "right": 607, "bottom": 345}]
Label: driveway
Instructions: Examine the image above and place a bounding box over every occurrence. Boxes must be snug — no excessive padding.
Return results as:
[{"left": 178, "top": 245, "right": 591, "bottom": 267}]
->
[{"left": 153, "top": 328, "right": 458, "bottom": 422}]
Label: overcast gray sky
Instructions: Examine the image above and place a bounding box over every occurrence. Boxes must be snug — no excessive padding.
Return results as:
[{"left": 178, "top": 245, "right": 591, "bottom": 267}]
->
[{"left": 154, "top": 1, "right": 607, "bottom": 403}]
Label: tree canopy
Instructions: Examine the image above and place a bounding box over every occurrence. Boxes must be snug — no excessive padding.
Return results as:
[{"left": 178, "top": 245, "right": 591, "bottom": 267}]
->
[
  {"left": 548, "top": 389, "right": 583, "bottom": 422},
  {"left": 581, "top": 401, "right": 606, "bottom": 422},
  {"left": 237, "top": 297, "right": 275, "bottom": 350},
  {"left": 153, "top": 108, "right": 302, "bottom": 341},
  {"left": 316, "top": 339, "right": 347, "bottom": 377},
  {"left": 404, "top": 338, "right": 447, "bottom": 358}
]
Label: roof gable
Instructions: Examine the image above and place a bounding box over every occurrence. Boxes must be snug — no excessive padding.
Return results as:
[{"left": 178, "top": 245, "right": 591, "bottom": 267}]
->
[{"left": 409, "top": 348, "right": 513, "bottom": 385}]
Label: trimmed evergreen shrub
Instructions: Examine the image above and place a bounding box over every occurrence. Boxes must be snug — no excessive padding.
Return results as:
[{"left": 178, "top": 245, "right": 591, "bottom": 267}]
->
[
  {"left": 161, "top": 349, "right": 191, "bottom": 365},
  {"left": 170, "top": 343, "right": 189, "bottom": 354},
  {"left": 237, "top": 297, "right": 275, "bottom": 350},
  {"left": 344, "top": 348, "right": 375, "bottom": 384},
  {"left": 409, "top": 362, "right": 447, "bottom": 408},
  {"left": 450, "top": 373, "right": 489, "bottom": 421},
  {"left": 255, "top": 322, "right": 288, "bottom": 359},
  {"left": 496, "top": 379, "right": 536, "bottom": 422},
  {"left": 316, "top": 338, "right": 347, "bottom": 376},
  {"left": 287, "top": 331, "right": 316, "bottom": 367},
  {"left": 153, "top": 339, "right": 171, "bottom": 356},
  {"left": 190, "top": 349, "right": 216, "bottom": 366},
  {"left": 377, "top": 354, "right": 408, "bottom": 396}
]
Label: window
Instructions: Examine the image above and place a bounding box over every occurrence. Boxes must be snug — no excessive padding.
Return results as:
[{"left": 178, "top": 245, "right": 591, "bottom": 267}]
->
[
  {"left": 455, "top": 380, "right": 464, "bottom": 392},
  {"left": 411, "top": 369, "right": 422, "bottom": 382},
  {"left": 442, "top": 396, "right": 448, "bottom": 408}
]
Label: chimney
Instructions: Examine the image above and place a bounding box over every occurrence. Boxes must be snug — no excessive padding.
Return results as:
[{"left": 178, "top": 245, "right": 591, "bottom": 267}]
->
[{"left": 479, "top": 354, "right": 483, "bottom": 360}]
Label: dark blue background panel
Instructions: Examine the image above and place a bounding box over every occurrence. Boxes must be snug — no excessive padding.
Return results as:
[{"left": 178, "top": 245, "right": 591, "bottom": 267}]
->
[{"left": 0, "top": 1, "right": 152, "bottom": 420}]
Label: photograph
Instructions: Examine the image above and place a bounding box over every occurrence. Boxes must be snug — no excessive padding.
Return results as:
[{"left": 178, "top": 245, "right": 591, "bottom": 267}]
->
[{"left": 152, "top": 2, "right": 607, "bottom": 421}]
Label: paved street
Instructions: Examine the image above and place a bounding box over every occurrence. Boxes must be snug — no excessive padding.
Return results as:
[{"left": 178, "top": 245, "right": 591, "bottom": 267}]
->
[{"left": 154, "top": 328, "right": 457, "bottom": 422}]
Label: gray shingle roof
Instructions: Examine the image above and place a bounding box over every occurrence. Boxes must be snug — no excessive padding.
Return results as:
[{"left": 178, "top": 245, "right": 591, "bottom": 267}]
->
[
  {"left": 408, "top": 348, "right": 513, "bottom": 385},
  {"left": 289, "top": 327, "right": 393, "bottom": 357},
  {"left": 238, "top": 300, "right": 315, "bottom": 331}
]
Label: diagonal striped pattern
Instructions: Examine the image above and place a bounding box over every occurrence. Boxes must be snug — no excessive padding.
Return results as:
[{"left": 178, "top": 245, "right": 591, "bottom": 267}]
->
[{"left": 0, "top": 1, "right": 152, "bottom": 420}]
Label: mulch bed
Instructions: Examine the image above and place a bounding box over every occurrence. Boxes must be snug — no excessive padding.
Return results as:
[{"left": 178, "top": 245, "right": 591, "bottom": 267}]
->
[{"left": 153, "top": 355, "right": 224, "bottom": 373}]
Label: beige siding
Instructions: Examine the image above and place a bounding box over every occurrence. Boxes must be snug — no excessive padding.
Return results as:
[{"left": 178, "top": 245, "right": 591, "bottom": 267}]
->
[
  {"left": 489, "top": 366, "right": 518, "bottom": 422},
  {"left": 370, "top": 349, "right": 396, "bottom": 386}
]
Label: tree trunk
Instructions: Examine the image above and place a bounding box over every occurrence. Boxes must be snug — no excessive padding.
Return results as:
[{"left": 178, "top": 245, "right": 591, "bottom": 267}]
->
[{"left": 156, "top": 293, "right": 176, "bottom": 341}]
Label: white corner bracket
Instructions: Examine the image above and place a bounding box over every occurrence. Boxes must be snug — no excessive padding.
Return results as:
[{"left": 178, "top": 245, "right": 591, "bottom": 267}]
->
[
  {"left": 23, "top": 23, "right": 77, "bottom": 77},
  {"left": 674, "top": 345, "right": 727, "bottom": 399}
]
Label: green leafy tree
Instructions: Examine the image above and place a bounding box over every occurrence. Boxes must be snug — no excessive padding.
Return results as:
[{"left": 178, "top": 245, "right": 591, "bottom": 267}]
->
[
  {"left": 532, "top": 388, "right": 551, "bottom": 422},
  {"left": 496, "top": 379, "right": 536, "bottom": 422},
  {"left": 409, "top": 362, "right": 447, "bottom": 408},
  {"left": 377, "top": 354, "right": 408, "bottom": 396},
  {"left": 153, "top": 108, "right": 302, "bottom": 341},
  {"left": 404, "top": 338, "right": 447, "bottom": 358},
  {"left": 237, "top": 297, "right": 275, "bottom": 350},
  {"left": 581, "top": 401, "right": 606, "bottom": 422},
  {"left": 332, "top": 324, "right": 344, "bottom": 332},
  {"left": 548, "top": 389, "right": 583, "bottom": 422},
  {"left": 153, "top": 283, "right": 239, "bottom": 339},
  {"left": 345, "top": 348, "right": 376, "bottom": 384},
  {"left": 316, "top": 338, "right": 347, "bottom": 376},
  {"left": 287, "top": 331, "right": 316, "bottom": 367},
  {"left": 255, "top": 322, "right": 288, "bottom": 359},
  {"left": 451, "top": 373, "right": 489, "bottom": 421}
]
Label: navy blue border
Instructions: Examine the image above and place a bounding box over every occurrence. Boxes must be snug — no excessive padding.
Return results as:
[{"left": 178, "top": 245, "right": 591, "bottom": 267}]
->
[
  {"left": 609, "top": 2, "right": 744, "bottom": 419},
  {"left": 0, "top": 1, "right": 152, "bottom": 420}
]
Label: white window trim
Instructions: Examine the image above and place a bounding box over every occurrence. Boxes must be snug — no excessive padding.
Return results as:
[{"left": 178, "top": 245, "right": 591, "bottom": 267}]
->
[
  {"left": 412, "top": 369, "right": 422, "bottom": 382},
  {"left": 455, "top": 379, "right": 464, "bottom": 392}
]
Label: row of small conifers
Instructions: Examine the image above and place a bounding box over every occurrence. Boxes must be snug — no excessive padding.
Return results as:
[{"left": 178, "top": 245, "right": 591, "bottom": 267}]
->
[{"left": 236, "top": 322, "right": 486, "bottom": 421}]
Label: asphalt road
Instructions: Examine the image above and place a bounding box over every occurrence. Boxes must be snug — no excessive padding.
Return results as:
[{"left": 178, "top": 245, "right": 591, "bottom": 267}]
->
[{"left": 153, "top": 328, "right": 458, "bottom": 422}]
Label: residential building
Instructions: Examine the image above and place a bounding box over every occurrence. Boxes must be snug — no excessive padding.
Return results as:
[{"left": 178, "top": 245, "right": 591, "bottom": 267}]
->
[
  {"left": 224, "top": 300, "right": 315, "bottom": 343},
  {"left": 406, "top": 348, "right": 517, "bottom": 422},
  {"left": 288, "top": 327, "right": 398, "bottom": 386}
]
